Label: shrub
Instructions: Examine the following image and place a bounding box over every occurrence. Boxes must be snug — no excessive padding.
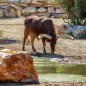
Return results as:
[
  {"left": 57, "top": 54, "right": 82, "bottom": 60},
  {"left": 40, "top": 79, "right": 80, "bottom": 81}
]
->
[{"left": 58, "top": 0, "right": 86, "bottom": 25}]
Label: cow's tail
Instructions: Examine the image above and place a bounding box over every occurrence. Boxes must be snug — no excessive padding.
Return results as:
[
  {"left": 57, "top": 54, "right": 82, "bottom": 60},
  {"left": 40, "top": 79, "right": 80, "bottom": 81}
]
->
[{"left": 57, "top": 34, "right": 74, "bottom": 39}]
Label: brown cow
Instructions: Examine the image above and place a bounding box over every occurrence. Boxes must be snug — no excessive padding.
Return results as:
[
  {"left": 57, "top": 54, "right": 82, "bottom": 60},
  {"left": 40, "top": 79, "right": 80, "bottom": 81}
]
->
[{"left": 22, "top": 16, "right": 57, "bottom": 54}]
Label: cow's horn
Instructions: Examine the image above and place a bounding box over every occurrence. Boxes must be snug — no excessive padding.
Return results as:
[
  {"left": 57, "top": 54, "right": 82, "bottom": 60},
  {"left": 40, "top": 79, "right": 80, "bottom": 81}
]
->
[
  {"left": 57, "top": 34, "right": 74, "bottom": 40},
  {"left": 38, "top": 34, "right": 52, "bottom": 40}
]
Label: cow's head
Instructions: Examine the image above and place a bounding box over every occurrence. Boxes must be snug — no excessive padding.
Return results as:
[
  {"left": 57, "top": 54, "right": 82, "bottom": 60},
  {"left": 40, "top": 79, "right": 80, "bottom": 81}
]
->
[
  {"left": 38, "top": 33, "right": 73, "bottom": 54},
  {"left": 38, "top": 34, "right": 57, "bottom": 54}
]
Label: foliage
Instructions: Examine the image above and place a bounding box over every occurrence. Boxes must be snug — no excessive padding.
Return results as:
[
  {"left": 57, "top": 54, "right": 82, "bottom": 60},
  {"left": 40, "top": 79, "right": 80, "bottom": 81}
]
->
[
  {"left": 57, "top": 0, "right": 86, "bottom": 25},
  {"left": 50, "top": 0, "right": 58, "bottom": 5},
  {"left": 58, "top": 0, "right": 74, "bottom": 12},
  {"left": 75, "top": 0, "right": 86, "bottom": 18},
  {"left": 0, "top": 0, "right": 5, "bottom": 2}
]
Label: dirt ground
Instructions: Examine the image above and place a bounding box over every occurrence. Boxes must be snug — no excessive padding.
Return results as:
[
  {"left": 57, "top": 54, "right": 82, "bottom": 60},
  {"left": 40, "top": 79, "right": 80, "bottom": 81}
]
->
[
  {"left": 0, "top": 17, "right": 86, "bottom": 85},
  {"left": 0, "top": 17, "right": 86, "bottom": 57},
  {"left": 0, "top": 17, "right": 86, "bottom": 65}
]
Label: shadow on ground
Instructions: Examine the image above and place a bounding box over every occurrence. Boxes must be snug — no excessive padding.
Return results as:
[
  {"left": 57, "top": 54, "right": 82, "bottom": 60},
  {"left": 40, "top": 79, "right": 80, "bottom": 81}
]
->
[
  {"left": 30, "top": 52, "right": 64, "bottom": 58},
  {"left": 0, "top": 80, "right": 39, "bottom": 86},
  {"left": 0, "top": 38, "right": 19, "bottom": 44}
]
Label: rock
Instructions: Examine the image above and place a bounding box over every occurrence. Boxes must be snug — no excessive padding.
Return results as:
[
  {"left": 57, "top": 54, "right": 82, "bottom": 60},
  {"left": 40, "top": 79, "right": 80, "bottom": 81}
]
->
[
  {"left": 66, "top": 25, "right": 86, "bottom": 39},
  {"left": 36, "top": 0, "right": 47, "bottom": 3},
  {"left": 0, "top": 49, "right": 16, "bottom": 54},
  {"left": 20, "top": 0, "right": 32, "bottom": 3},
  {"left": 0, "top": 50, "right": 38, "bottom": 82},
  {"left": 44, "top": 5, "right": 54, "bottom": 7},
  {"left": 56, "top": 8, "right": 62, "bottom": 13},
  {"left": 37, "top": 7, "right": 46, "bottom": 13},
  {"left": 37, "top": 13, "right": 50, "bottom": 17},
  {"left": 7, "top": 0, "right": 19, "bottom": 3},
  {"left": 2, "top": 4, "right": 20, "bottom": 18},
  {"left": 22, "top": 7, "right": 37, "bottom": 14},
  {"left": 48, "top": 7, "right": 55, "bottom": 13},
  {"left": 3, "top": 9, "right": 19, "bottom": 18},
  {"left": 3, "top": 9, "right": 9, "bottom": 18},
  {"left": 9, "top": 9, "right": 17, "bottom": 18},
  {"left": 6, "top": 0, "right": 31, "bottom": 4},
  {"left": 44, "top": 13, "right": 51, "bottom": 17},
  {"left": 9, "top": 4, "right": 21, "bottom": 17},
  {"left": 0, "top": 9, "right": 3, "bottom": 18},
  {"left": 37, "top": 13, "right": 45, "bottom": 16},
  {"left": 32, "top": 1, "right": 44, "bottom": 6},
  {"left": 52, "top": 14, "right": 61, "bottom": 18}
]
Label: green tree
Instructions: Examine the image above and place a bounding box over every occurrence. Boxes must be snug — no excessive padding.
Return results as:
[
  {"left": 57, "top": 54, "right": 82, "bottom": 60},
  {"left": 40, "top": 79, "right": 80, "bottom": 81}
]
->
[{"left": 58, "top": 0, "right": 86, "bottom": 25}]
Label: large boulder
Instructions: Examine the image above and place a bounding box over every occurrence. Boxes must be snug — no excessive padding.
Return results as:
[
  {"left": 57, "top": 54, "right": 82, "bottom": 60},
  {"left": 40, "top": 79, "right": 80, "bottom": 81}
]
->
[{"left": 0, "top": 49, "right": 38, "bottom": 82}]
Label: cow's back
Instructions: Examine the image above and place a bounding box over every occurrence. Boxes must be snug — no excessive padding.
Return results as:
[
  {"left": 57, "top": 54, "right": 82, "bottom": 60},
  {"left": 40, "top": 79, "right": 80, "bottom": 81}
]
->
[{"left": 24, "top": 16, "right": 56, "bottom": 37}]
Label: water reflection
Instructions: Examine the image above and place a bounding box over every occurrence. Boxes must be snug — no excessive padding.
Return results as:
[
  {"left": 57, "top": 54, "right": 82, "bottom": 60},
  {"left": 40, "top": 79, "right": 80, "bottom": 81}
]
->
[
  {"left": 33, "top": 57, "right": 86, "bottom": 82},
  {"left": 34, "top": 57, "right": 86, "bottom": 75}
]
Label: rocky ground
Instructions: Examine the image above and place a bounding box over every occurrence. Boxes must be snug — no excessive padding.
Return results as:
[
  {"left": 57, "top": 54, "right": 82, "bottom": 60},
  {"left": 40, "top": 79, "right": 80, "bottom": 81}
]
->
[{"left": 0, "top": 17, "right": 86, "bottom": 86}]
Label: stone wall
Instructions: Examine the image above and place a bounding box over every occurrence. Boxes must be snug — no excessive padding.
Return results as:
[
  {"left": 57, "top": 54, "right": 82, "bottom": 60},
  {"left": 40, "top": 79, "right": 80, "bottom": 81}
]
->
[
  {"left": 20, "top": 0, "right": 63, "bottom": 18},
  {"left": 0, "top": 0, "right": 65, "bottom": 18}
]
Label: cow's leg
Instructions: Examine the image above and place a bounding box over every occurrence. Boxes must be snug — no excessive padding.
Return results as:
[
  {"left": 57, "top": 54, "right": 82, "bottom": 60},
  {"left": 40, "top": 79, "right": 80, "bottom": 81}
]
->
[
  {"left": 22, "top": 34, "right": 28, "bottom": 51},
  {"left": 42, "top": 39, "right": 46, "bottom": 54},
  {"left": 31, "top": 37, "right": 36, "bottom": 53},
  {"left": 22, "top": 28, "right": 29, "bottom": 51}
]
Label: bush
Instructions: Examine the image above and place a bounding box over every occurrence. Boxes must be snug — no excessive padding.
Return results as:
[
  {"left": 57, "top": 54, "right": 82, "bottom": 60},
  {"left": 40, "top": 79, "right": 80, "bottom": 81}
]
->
[{"left": 58, "top": 0, "right": 86, "bottom": 25}]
